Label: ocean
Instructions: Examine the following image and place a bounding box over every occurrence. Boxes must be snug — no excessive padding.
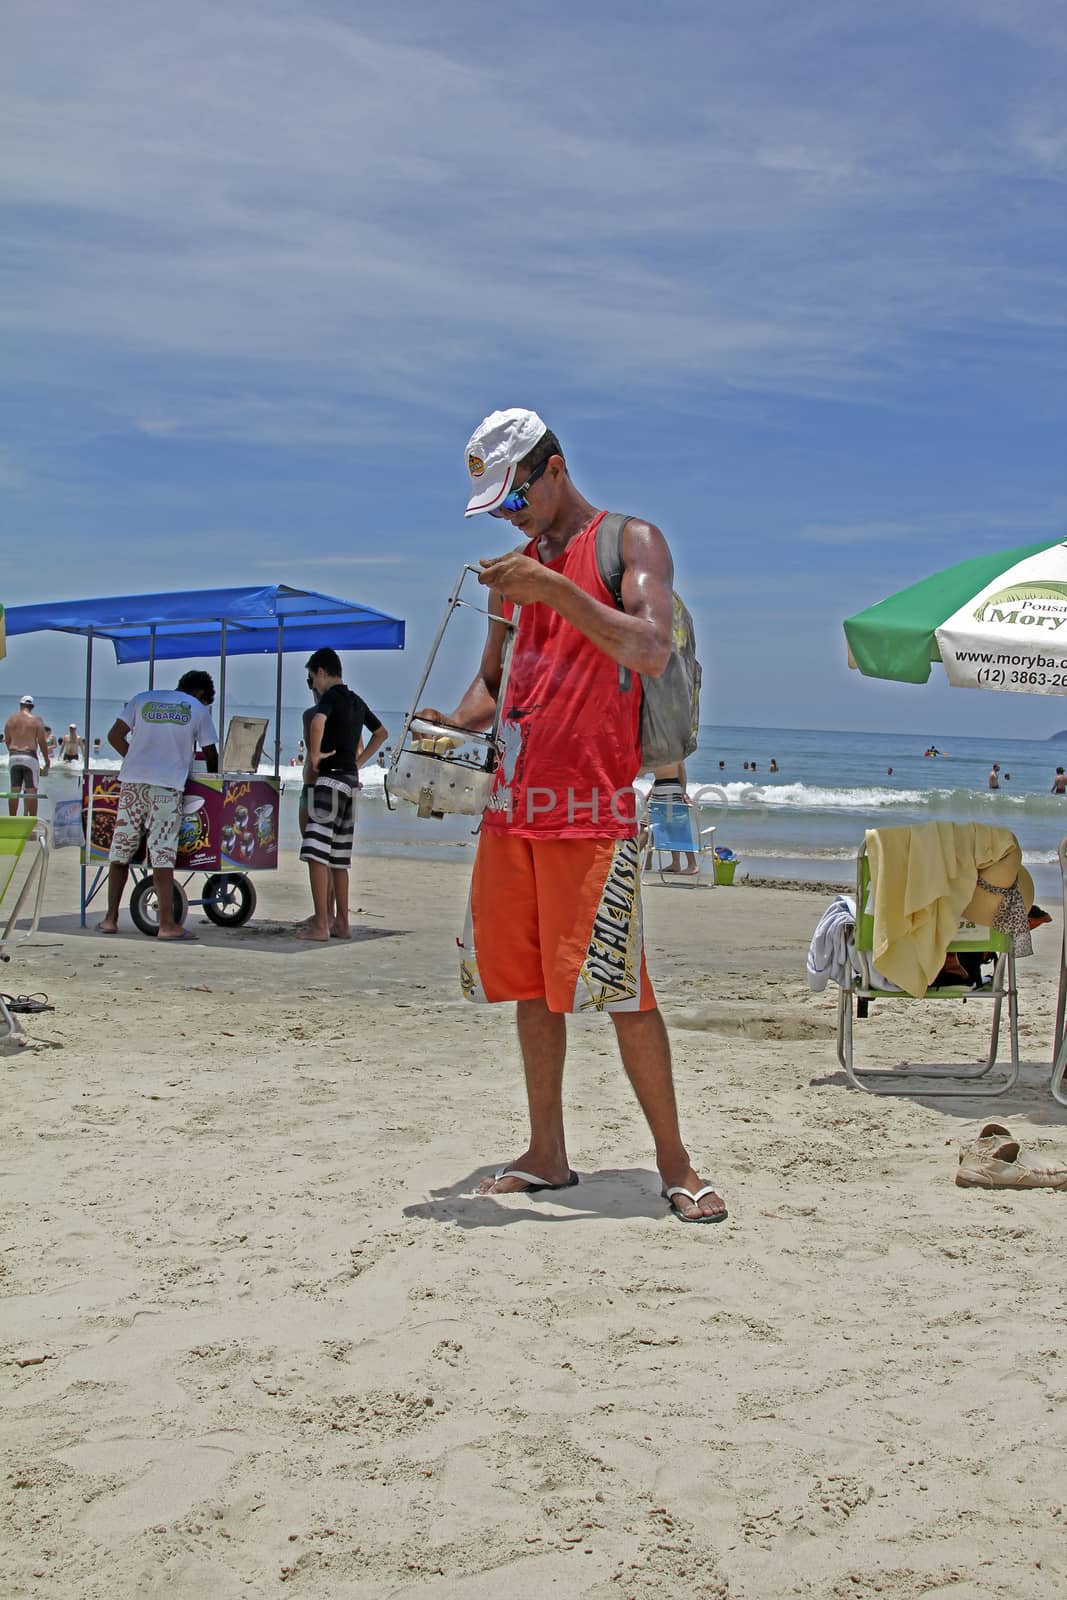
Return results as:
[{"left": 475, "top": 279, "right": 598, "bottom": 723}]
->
[{"left": 7, "top": 696, "right": 1067, "bottom": 901}]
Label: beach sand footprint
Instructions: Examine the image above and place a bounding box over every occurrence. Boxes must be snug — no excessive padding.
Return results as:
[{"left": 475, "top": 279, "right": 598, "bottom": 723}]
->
[
  {"left": 671, "top": 1003, "right": 834, "bottom": 1041},
  {"left": 55, "top": 1434, "right": 248, "bottom": 1536}
]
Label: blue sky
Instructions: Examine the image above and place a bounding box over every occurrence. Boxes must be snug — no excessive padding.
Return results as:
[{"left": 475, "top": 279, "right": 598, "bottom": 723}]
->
[{"left": 2, "top": 0, "right": 1066, "bottom": 736}]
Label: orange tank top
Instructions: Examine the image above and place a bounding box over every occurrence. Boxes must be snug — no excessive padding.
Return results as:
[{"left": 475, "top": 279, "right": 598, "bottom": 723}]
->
[{"left": 482, "top": 511, "right": 642, "bottom": 839}]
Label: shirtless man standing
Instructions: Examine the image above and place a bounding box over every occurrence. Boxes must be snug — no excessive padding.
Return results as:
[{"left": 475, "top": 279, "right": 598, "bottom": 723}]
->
[
  {"left": 59, "top": 723, "right": 86, "bottom": 762},
  {"left": 4, "top": 694, "right": 50, "bottom": 817}
]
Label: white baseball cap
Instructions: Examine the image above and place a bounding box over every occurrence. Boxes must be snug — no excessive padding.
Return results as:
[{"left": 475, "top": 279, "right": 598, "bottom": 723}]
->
[
  {"left": 464, "top": 408, "right": 548, "bottom": 517},
  {"left": 19, "top": 693, "right": 34, "bottom": 706}
]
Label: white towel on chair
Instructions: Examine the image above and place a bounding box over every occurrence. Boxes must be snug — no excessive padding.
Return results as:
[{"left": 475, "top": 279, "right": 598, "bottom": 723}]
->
[
  {"left": 807, "top": 895, "right": 900, "bottom": 993},
  {"left": 807, "top": 895, "right": 857, "bottom": 992}
]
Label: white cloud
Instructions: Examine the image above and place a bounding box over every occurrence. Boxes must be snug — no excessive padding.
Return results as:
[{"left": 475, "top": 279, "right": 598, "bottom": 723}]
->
[
  {"left": 1014, "top": 122, "right": 1067, "bottom": 169},
  {"left": 0, "top": 447, "right": 28, "bottom": 491},
  {"left": 253, "top": 555, "right": 409, "bottom": 568},
  {"left": 3, "top": 0, "right": 1066, "bottom": 446},
  {"left": 800, "top": 503, "right": 1067, "bottom": 545}
]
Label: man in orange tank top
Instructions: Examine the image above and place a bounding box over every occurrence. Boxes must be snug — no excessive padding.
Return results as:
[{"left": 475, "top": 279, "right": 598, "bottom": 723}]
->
[{"left": 419, "top": 409, "right": 726, "bottom": 1224}]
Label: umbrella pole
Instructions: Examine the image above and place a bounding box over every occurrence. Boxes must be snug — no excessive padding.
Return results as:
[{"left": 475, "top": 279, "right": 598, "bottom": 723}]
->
[{"left": 148, "top": 626, "right": 156, "bottom": 690}]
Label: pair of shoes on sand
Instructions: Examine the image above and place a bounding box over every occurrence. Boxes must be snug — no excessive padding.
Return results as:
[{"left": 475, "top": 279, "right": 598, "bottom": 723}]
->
[{"left": 956, "top": 1123, "right": 1067, "bottom": 1190}]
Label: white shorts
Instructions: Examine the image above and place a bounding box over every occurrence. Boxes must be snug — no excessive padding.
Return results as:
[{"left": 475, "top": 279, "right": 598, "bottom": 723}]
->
[{"left": 8, "top": 753, "right": 40, "bottom": 789}]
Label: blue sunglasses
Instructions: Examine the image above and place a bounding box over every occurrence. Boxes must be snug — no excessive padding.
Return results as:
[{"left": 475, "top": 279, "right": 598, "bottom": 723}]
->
[{"left": 489, "top": 458, "right": 550, "bottom": 517}]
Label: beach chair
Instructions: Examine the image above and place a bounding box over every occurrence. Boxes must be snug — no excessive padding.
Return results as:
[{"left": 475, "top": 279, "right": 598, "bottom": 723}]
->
[
  {"left": 642, "top": 795, "right": 715, "bottom": 886},
  {"left": 836, "top": 839, "right": 1019, "bottom": 1096},
  {"left": 1049, "top": 837, "right": 1067, "bottom": 1107},
  {"left": 1, "top": 817, "right": 50, "bottom": 1048},
  {"left": 0, "top": 816, "right": 50, "bottom": 954}
]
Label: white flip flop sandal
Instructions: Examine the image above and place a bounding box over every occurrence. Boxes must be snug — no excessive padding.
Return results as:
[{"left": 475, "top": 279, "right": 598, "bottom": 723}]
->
[
  {"left": 493, "top": 1167, "right": 580, "bottom": 1192},
  {"left": 662, "top": 1183, "right": 728, "bottom": 1224}
]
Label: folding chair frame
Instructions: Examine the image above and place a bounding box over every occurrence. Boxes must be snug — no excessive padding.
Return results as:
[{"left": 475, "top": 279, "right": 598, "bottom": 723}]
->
[
  {"left": 0, "top": 819, "right": 51, "bottom": 956},
  {"left": 0, "top": 818, "right": 49, "bottom": 1051},
  {"left": 641, "top": 797, "right": 716, "bottom": 888},
  {"left": 1048, "top": 837, "right": 1067, "bottom": 1106},
  {"left": 836, "top": 841, "right": 1019, "bottom": 1096},
  {"left": 0, "top": 990, "right": 25, "bottom": 1048}
]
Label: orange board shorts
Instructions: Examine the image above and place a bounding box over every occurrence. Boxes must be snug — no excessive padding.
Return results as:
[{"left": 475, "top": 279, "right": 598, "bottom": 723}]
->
[{"left": 460, "top": 831, "right": 657, "bottom": 1014}]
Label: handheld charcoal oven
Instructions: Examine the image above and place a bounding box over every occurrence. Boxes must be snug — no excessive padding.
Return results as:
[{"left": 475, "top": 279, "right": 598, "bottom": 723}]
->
[{"left": 386, "top": 565, "right": 520, "bottom": 819}]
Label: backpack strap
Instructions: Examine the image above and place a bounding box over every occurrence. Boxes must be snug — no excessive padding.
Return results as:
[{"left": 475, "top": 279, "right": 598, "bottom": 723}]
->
[
  {"left": 594, "top": 512, "right": 630, "bottom": 609},
  {"left": 594, "top": 512, "right": 634, "bottom": 693}
]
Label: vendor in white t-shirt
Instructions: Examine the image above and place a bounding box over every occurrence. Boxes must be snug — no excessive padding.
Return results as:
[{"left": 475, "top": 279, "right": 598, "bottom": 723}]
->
[{"left": 96, "top": 670, "right": 220, "bottom": 941}]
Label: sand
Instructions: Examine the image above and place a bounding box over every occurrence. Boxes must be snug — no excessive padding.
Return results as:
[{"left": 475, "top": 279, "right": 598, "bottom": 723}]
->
[{"left": 3, "top": 847, "right": 1067, "bottom": 1599}]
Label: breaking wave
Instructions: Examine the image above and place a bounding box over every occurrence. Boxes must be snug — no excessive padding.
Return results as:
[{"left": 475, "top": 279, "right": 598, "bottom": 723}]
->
[{"left": 685, "top": 781, "right": 1067, "bottom": 817}]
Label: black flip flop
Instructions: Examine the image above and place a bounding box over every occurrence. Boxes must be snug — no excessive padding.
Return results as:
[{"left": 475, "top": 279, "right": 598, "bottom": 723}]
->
[{"left": 0, "top": 994, "right": 54, "bottom": 1014}]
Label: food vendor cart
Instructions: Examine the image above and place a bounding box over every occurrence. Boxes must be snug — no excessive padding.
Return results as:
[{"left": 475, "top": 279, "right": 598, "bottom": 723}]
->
[{"left": 3, "top": 584, "right": 404, "bottom": 932}]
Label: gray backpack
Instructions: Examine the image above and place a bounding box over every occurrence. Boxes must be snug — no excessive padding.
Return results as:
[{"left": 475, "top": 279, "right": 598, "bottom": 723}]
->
[{"left": 595, "top": 512, "right": 702, "bottom": 769}]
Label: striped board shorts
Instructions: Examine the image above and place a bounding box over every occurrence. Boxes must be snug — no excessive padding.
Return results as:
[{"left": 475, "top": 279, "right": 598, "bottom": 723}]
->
[
  {"left": 300, "top": 774, "right": 359, "bottom": 869},
  {"left": 650, "top": 776, "right": 686, "bottom": 811}
]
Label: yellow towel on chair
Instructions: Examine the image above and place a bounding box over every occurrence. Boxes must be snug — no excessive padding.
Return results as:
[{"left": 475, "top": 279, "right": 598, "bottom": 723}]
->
[{"left": 866, "top": 822, "right": 1025, "bottom": 997}]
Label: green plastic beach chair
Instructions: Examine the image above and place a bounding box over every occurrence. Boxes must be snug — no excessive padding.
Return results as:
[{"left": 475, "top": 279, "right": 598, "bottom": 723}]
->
[
  {"left": 0, "top": 816, "right": 50, "bottom": 948},
  {"left": 0, "top": 817, "right": 51, "bottom": 1047},
  {"left": 836, "top": 839, "right": 1019, "bottom": 1097}
]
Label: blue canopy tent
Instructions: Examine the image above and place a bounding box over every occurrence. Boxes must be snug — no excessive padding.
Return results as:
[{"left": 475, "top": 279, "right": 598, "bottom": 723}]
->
[
  {"left": 4, "top": 585, "right": 404, "bottom": 664},
  {"left": 4, "top": 582, "right": 405, "bottom": 772},
  {"left": 4, "top": 585, "right": 404, "bottom": 926}
]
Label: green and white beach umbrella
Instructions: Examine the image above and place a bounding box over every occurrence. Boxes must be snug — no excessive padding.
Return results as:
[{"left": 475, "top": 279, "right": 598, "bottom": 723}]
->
[{"left": 844, "top": 537, "right": 1067, "bottom": 694}]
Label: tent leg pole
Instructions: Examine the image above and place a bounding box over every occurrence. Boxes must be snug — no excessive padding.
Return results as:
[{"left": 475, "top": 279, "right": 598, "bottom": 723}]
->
[
  {"left": 274, "top": 621, "right": 283, "bottom": 778},
  {"left": 148, "top": 626, "right": 156, "bottom": 690},
  {"left": 81, "top": 629, "right": 94, "bottom": 928},
  {"left": 218, "top": 622, "right": 227, "bottom": 767}
]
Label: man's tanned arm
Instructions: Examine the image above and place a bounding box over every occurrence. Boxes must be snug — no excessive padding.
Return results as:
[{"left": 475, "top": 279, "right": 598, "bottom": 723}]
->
[{"left": 477, "top": 520, "right": 674, "bottom": 678}]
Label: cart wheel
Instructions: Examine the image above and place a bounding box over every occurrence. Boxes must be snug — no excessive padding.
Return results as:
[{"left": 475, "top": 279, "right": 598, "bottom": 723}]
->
[
  {"left": 201, "top": 873, "right": 257, "bottom": 929},
  {"left": 129, "top": 877, "right": 189, "bottom": 937}
]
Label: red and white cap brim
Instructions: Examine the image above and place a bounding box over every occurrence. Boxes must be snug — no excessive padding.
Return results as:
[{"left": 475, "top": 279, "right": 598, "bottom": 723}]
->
[{"left": 465, "top": 461, "right": 517, "bottom": 518}]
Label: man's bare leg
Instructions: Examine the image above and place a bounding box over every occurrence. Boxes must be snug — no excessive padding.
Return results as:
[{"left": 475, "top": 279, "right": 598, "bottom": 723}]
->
[
  {"left": 329, "top": 867, "right": 350, "bottom": 938},
  {"left": 301, "top": 880, "right": 337, "bottom": 928},
  {"left": 24, "top": 787, "right": 39, "bottom": 819},
  {"left": 477, "top": 998, "right": 571, "bottom": 1194},
  {"left": 612, "top": 1008, "right": 725, "bottom": 1220},
  {"left": 154, "top": 866, "right": 191, "bottom": 939},
  {"left": 297, "top": 798, "right": 335, "bottom": 928},
  {"left": 295, "top": 860, "right": 331, "bottom": 940},
  {"left": 296, "top": 811, "right": 335, "bottom": 927},
  {"left": 96, "top": 862, "right": 130, "bottom": 932},
  {"left": 296, "top": 803, "right": 316, "bottom": 924}
]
